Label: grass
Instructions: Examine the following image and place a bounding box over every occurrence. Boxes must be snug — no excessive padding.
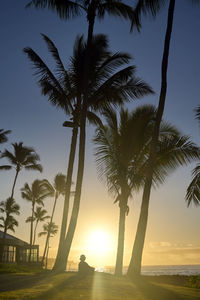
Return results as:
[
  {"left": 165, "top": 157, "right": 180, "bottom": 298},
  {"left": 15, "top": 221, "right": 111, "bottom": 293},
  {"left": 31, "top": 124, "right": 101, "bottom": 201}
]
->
[
  {"left": 0, "top": 263, "right": 45, "bottom": 274},
  {"left": 0, "top": 271, "right": 200, "bottom": 300}
]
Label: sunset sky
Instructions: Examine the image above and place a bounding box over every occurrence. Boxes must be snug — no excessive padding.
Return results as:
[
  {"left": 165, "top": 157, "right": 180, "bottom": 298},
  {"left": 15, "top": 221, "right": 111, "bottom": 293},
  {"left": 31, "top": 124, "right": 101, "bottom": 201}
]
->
[{"left": 1, "top": 1, "right": 200, "bottom": 268}]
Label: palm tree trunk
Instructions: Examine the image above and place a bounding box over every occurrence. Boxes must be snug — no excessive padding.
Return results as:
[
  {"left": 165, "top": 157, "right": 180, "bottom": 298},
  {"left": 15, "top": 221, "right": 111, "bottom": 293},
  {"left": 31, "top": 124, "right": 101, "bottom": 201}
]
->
[
  {"left": 0, "top": 220, "right": 8, "bottom": 262},
  {"left": 42, "top": 193, "right": 58, "bottom": 264},
  {"left": 29, "top": 202, "right": 35, "bottom": 262},
  {"left": 53, "top": 125, "right": 78, "bottom": 270},
  {"left": 33, "top": 220, "right": 38, "bottom": 246},
  {"left": 11, "top": 168, "right": 19, "bottom": 199},
  {"left": 127, "top": 0, "right": 176, "bottom": 278},
  {"left": 53, "top": 111, "right": 87, "bottom": 272},
  {"left": 52, "top": 10, "right": 96, "bottom": 273},
  {"left": 115, "top": 201, "right": 127, "bottom": 276}
]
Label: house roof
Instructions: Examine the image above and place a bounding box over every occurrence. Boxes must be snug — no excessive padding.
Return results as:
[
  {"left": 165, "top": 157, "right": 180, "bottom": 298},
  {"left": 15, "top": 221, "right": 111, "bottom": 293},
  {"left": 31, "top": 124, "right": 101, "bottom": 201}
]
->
[{"left": 0, "top": 230, "right": 29, "bottom": 247}]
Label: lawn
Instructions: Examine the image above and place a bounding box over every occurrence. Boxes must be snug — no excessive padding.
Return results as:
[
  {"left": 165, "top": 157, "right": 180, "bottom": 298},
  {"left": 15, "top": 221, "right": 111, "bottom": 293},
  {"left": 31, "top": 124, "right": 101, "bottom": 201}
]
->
[{"left": 0, "top": 271, "right": 200, "bottom": 299}]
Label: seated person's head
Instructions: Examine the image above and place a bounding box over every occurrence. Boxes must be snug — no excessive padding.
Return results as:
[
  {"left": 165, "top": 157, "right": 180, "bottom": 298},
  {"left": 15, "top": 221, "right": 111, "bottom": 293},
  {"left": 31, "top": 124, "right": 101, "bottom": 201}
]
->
[{"left": 80, "top": 254, "right": 86, "bottom": 262}]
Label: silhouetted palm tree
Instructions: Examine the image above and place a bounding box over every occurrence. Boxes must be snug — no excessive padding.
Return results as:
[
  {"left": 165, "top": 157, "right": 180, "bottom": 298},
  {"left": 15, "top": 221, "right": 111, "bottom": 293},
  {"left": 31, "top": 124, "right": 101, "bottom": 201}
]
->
[
  {"left": 24, "top": 32, "right": 153, "bottom": 271},
  {"left": 32, "top": 206, "right": 50, "bottom": 245},
  {"left": 127, "top": 0, "right": 200, "bottom": 278},
  {"left": 21, "top": 179, "right": 52, "bottom": 258},
  {"left": 41, "top": 173, "right": 66, "bottom": 263},
  {"left": 0, "top": 142, "right": 42, "bottom": 199},
  {"left": 186, "top": 107, "right": 200, "bottom": 206},
  {"left": 94, "top": 105, "right": 200, "bottom": 275},
  {"left": 0, "top": 197, "right": 20, "bottom": 261},
  {"left": 0, "top": 129, "right": 11, "bottom": 149},
  {"left": 38, "top": 221, "right": 58, "bottom": 268}
]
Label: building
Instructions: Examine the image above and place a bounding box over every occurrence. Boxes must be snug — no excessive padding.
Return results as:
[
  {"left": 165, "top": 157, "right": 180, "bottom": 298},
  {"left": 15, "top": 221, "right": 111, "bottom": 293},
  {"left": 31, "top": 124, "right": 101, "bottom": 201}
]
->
[{"left": 0, "top": 230, "right": 39, "bottom": 264}]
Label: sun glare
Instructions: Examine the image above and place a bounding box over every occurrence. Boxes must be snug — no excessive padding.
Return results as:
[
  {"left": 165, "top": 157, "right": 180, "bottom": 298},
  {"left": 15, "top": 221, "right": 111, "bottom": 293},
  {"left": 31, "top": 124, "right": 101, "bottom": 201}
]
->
[{"left": 87, "top": 230, "right": 112, "bottom": 255}]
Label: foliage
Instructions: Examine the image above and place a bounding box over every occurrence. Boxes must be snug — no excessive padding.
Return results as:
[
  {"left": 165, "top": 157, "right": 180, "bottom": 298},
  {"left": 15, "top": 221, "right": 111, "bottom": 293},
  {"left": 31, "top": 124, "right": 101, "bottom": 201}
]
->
[{"left": 0, "top": 197, "right": 20, "bottom": 233}]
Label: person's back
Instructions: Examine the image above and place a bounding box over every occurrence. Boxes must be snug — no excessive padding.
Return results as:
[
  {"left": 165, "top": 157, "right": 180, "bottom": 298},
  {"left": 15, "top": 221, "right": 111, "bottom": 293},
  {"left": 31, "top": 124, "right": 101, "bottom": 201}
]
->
[{"left": 78, "top": 255, "right": 94, "bottom": 275}]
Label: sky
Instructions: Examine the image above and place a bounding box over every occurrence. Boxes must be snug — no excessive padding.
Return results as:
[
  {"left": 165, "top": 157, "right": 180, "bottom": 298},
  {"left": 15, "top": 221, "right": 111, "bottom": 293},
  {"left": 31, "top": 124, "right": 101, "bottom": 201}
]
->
[{"left": 0, "top": 0, "right": 200, "bottom": 268}]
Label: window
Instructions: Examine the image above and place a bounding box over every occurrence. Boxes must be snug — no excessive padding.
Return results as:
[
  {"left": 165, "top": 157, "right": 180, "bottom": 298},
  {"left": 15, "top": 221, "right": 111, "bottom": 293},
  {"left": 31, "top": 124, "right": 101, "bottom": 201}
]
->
[
  {"left": 19, "top": 247, "right": 38, "bottom": 262},
  {"left": 2, "top": 246, "right": 16, "bottom": 263}
]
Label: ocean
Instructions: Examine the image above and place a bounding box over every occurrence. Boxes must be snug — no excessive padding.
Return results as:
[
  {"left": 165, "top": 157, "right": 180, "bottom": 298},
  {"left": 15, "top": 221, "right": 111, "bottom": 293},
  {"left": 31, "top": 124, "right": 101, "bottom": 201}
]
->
[{"left": 101, "top": 265, "right": 200, "bottom": 276}]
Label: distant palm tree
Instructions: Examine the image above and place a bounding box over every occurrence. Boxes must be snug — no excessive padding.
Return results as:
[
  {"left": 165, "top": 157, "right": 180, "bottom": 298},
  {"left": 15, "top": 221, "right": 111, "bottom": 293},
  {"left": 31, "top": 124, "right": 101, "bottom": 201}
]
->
[
  {"left": 186, "top": 106, "right": 200, "bottom": 206},
  {"left": 0, "top": 129, "right": 11, "bottom": 149},
  {"left": 24, "top": 33, "right": 153, "bottom": 272},
  {"left": 94, "top": 105, "right": 200, "bottom": 275},
  {"left": 0, "top": 197, "right": 20, "bottom": 262},
  {"left": 32, "top": 206, "right": 50, "bottom": 245},
  {"left": 38, "top": 221, "right": 58, "bottom": 268},
  {"left": 0, "top": 142, "right": 42, "bottom": 199},
  {"left": 21, "top": 179, "right": 52, "bottom": 258},
  {"left": 41, "top": 173, "right": 66, "bottom": 263}
]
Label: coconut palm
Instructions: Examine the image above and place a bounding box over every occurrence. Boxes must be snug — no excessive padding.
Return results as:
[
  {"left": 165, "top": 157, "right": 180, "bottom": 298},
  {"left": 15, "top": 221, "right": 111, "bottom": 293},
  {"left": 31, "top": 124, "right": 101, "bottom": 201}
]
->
[
  {"left": 0, "top": 142, "right": 42, "bottom": 199},
  {"left": 32, "top": 206, "right": 50, "bottom": 245},
  {"left": 24, "top": 33, "right": 153, "bottom": 272},
  {"left": 0, "top": 129, "right": 11, "bottom": 149},
  {"left": 127, "top": 0, "right": 200, "bottom": 278},
  {"left": 38, "top": 221, "right": 58, "bottom": 268},
  {"left": 21, "top": 179, "right": 52, "bottom": 259},
  {"left": 0, "top": 197, "right": 20, "bottom": 262},
  {"left": 40, "top": 173, "right": 66, "bottom": 263},
  {"left": 94, "top": 105, "right": 200, "bottom": 275},
  {"left": 186, "top": 107, "right": 200, "bottom": 206}
]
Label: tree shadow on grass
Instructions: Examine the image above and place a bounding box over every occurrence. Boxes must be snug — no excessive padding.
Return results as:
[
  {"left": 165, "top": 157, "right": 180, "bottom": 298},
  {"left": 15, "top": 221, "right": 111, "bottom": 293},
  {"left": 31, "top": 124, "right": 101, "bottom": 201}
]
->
[
  {"left": 133, "top": 276, "right": 193, "bottom": 300},
  {"left": 0, "top": 272, "right": 49, "bottom": 292},
  {"left": 32, "top": 272, "right": 94, "bottom": 300}
]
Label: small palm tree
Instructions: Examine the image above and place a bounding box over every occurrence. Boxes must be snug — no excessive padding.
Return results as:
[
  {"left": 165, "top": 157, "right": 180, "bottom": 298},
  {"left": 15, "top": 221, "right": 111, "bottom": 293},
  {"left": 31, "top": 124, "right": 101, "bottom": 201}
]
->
[
  {"left": 0, "top": 129, "right": 11, "bottom": 149},
  {"left": 32, "top": 206, "right": 50, "bottom": 245},
  {"left": 0, "top": 197, "right": 20, "bottom": 261},
  {"left": 0, "top": 142, "right": 42, "bottom": 198},
  {"left": 21, "top": 180, "right": 52, "bottom": 254},
  {"left": 95, "top": 105, "right": 200, "bottom": 276},
  {"left": 38, "top": 221, "right": 58, "bottom": 268},
  {"left": 40, "top": 173, "right": 66, "bottom": 263}
]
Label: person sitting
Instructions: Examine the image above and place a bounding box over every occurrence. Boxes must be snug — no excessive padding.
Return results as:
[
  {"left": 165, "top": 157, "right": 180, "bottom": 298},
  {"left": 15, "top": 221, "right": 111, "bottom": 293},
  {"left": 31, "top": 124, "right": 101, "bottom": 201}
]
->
[{"left": 78, "top": 254, "right": 95, "bottom": 275}]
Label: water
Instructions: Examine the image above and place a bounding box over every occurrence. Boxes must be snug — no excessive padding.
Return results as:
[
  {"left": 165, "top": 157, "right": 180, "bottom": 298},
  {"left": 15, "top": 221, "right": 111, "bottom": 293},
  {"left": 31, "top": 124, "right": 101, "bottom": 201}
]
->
[{"left": 102, "top": 265, "right": 200, "bottom": 276}]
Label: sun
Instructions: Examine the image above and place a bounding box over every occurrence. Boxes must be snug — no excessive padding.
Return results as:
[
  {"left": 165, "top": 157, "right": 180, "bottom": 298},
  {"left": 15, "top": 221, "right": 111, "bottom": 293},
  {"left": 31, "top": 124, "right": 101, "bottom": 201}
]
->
[{"left": 87, "top": 230, "right": 112, "bottom": 255}]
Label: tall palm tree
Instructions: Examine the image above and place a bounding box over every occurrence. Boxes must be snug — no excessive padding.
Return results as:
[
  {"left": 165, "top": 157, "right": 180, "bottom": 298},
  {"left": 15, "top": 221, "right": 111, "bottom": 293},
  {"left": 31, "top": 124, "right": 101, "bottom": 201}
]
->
[
  {"left": 94, "top": 105, "right": 200, "bottom": 275},
  {"left": 24, "top": 33, "right": 153, "bottom": 272},
  {"left": 186, "top": 106, "right": 200, "bottom": 206},
  {"left": 0, "top": 142, "right": 42, "bottom": 199},
  {"left": 127, "top": 0, "right": 200, "bottom": 278},
  {"left": 32, "top": 206, "right": 50, "bottom": 245},
  {"left": 25, "top": 0, "right": 142, "bottom": 274},
  {"left": 38, "top": 221, "right": 58, "bottom": 268},
  {"left": 40, "top": 173, "right": 66, "bottom": 263},
  {"left": 0, "top": 197, "right": 20, "bottom": 262},
  {"left": 0, "top": 129, "right": 11, "bottom": 149},
  {"left": 21, "top": 179, "right": 52, "bottom": 259}
]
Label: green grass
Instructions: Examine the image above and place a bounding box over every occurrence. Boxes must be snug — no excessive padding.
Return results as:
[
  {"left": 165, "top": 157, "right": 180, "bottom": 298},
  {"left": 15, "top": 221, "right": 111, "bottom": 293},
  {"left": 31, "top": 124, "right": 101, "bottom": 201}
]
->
[
  {"left": 0, "top": 272, "right": 200, "bottom": 299},
  {"left": 0, "top": 263, "right": 45, "bottom": 274}
]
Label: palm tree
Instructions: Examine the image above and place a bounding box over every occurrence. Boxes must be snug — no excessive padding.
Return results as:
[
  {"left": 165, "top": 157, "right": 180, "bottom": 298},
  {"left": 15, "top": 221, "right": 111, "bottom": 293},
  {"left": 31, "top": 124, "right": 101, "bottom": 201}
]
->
[
  {"left": 127, "top": 0, "right": 200, "bottom": 278},
  {"left": 40, "top": 173, "right": 66, "bottom": 263},
  {"left": 0, "top": 142, "right": 42, "bottom": 199},
  {"left": 25, "top": 0, "right": 143, "bottom": 274},
  {"left": 24, "top": 33, "right": 153, "bottom": 272},
  {"left": 38, "top": 221, "right": 58, "bottom": 268},
  {"left": 21, "top": 179, "right": 52, "bottom": 260},
  {"left": 0, "top": 197, "right": 20, "bottom": 262},
  {"left": 94, "top": 105, "right": 200, "bottom": 275},
  {"left": 32, "top": 206, "right": 50, "bottom": 245},
  {"left": 186, "top": 106, "right": 200, "bottom": 206},
  {"left": 0, "top": 129, "right": 11, "bottom": 149}
]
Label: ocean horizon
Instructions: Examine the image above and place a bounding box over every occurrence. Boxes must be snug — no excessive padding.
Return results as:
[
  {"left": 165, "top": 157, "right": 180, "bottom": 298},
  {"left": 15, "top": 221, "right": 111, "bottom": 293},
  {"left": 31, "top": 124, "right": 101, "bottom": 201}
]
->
[{"left": 102, "top": 264, "right": 200, "bottom": 276}]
